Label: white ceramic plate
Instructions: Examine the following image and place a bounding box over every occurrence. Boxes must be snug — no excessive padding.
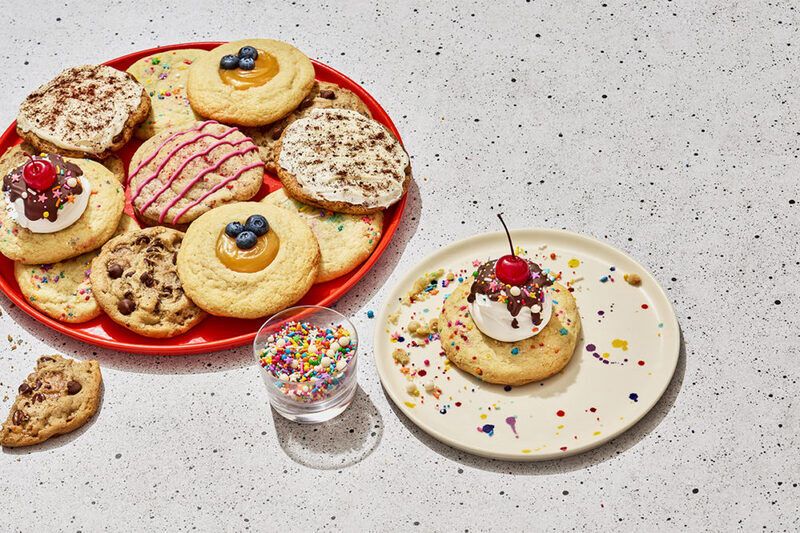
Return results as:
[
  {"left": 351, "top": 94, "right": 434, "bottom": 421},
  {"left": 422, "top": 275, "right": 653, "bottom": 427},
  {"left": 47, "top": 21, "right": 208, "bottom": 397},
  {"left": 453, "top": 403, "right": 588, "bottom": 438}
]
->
[{"left": 374, "top": 229, "right": 680, "bottom": 461}]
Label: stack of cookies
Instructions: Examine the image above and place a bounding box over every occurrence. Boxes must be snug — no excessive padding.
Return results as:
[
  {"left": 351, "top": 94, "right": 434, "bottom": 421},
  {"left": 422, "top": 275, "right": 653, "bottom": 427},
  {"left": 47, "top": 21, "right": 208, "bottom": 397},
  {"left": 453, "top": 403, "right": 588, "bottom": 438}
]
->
[{"left": 0, "top": 38, "right": 411, "bottom": 338}]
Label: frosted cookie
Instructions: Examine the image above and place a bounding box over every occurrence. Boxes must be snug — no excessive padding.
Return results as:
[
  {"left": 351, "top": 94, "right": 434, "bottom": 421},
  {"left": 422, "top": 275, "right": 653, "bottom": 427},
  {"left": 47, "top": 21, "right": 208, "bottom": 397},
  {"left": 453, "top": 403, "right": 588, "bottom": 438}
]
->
[
  {"left": 16, "top": 65, "right": 149, "bottom": 160},
  {"left": 13, "top": 215, "right": 139, "bottom": 323},
  {"left": 186, "top": 39, "right": 315, "bottom": 127},
  {"left": 177, "top": 202, "right": 320, "bottom": 319},
  {"left": 243, "top": 81, "right": 372, "bottom": 172},
  {"left": 127, "top": 49, "right": 208, "bottom": 140},
  {"left": 90, "top": 226, "right": 206, "bottom": 338},
  {"left": 276, "top": 108, "right": 411, "bottom": 214},
  {"left": 0, "top": 355, "right": 101, "bottom": 448},
  {"left": 262, "top": 188, "right": 382, "bottom": 282},
  {"left": 128, "top": 120, "right": 264, "bottom": 228},
  {"left": 0, "top": 153, "right": 125, "bottom": 264}
]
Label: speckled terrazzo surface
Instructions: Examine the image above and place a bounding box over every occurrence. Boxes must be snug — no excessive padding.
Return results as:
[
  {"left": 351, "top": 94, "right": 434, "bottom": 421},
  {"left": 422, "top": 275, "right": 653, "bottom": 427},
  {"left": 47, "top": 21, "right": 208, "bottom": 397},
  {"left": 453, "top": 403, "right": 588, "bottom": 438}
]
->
[{"left": 0, "top": 1, "right": 797, "bottom": 531}]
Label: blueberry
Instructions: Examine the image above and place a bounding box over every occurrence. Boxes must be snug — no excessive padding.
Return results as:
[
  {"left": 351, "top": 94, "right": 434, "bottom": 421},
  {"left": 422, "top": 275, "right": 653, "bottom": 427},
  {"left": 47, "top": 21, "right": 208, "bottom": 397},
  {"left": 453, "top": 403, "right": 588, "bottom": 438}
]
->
[
  {"left": 236, "top": 230, "right": 258, "bottom": 250},
  {"left": 225, "top": 221, "right": 245, "bottom": 238},
  {"left": 244, "top": 214, "right": 269, "bottom": 236},
  {"left": 238, "top": 57, "right": 256, "bottom": 71},
  {"left": 238, "top": 46, "right": 258, "bottom": 60},
  {"left": 219, "top": 54, "right": 239, "bottom": 70}
]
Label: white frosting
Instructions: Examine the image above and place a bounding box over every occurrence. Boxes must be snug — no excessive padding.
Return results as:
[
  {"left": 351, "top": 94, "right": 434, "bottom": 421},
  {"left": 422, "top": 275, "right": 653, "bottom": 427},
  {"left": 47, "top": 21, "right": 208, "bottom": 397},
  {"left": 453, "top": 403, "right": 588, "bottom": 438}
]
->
[
  {"left": 9, "top": 176, "right": 91, "bottom": 234},
  {"left": 17, "top": 65, "right": 144, "bottom": 155},
  {"left": 469, "top": 289, "right": 553, "bottom": 343},
  {"left": 278, "top": 108, "right": 409, "bottom": 209}
]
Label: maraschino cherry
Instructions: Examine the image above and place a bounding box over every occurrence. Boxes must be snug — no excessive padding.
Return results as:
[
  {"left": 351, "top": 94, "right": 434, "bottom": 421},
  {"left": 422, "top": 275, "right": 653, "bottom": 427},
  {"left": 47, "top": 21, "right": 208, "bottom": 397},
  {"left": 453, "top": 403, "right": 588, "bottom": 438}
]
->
[
  {"left": 495, "top": 213, "right": 531, "bottom": 286},
  {"left": 22, "top": 157, "right": 56, "bottom": 191}
]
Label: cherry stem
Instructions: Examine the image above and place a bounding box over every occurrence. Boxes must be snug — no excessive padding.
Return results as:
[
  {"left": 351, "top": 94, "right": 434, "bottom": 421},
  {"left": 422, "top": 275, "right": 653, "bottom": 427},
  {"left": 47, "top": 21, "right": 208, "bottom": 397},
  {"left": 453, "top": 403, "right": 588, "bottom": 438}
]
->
[{"left": 497, "top": 213, "right": 515, "bottom": 256}]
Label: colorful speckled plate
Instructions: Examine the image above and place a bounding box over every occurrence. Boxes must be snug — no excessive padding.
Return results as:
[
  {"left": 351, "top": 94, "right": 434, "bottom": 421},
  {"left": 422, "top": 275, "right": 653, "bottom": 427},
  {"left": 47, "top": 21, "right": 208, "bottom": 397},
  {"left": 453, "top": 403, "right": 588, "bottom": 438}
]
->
[{"left": 374, "top": 229, "right": 680, "bottom": 461}]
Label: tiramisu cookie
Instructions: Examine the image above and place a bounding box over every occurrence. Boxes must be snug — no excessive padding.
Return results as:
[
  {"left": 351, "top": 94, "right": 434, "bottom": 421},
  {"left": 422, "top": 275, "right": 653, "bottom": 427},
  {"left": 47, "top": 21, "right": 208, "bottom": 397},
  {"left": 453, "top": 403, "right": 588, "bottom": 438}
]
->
[
  {"left": 16, "top": 65, "right": 150, "bottom": 160},
  {"left": 128, "top": 120, "right": 264, "bottom": 228},
  {"left": 0, "top": 154, "right": 125, "bottom": 264},
  {"left": 90, "top": 226, "right": 206, "bottom": 338},
  {"left": 262, "top": 188, "right": 382, "bottom": 283},
  {"left": 439, "top": 281, "right": 581, "bottom": 386},
  {"left": 186, "top": 39, "right": 315, "bottom": 127},
  {"left": 243, "top": 81, "right": 372, "bottom": 172},
  {"left": 276, "top": 108, "right": 411, "bottom": 214},
  {"left": 127, "top": 49, "right": 208, "bottom": 140},
  {"left": 177, "top": 202, "right": 320, "bottom": 319},
  {"left": 0, "top": 355, "right": 102, "bottom": 448},
  {"left": 13, "top": 215, "right": 138, "bottom": 323}
]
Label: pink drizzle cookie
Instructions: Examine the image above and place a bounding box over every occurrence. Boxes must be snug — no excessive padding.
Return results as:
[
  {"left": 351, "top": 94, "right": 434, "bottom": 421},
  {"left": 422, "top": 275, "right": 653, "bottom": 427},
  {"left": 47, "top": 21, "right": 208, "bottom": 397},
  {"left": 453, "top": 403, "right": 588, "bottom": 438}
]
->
[{"left": 128, "top": 120, "right": 264, "bottom": 228}]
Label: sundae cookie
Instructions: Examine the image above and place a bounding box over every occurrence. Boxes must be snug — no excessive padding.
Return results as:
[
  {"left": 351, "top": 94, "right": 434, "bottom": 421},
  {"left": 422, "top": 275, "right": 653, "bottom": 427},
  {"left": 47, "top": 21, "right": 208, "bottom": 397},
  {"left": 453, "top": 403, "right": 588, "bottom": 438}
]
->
[
  {"left": 0, "top": 355, "right": 102, "bottom": 448},
  {"left": 262, "top": 188, "right": 382, "bottom": 282},
  {"left": 243, "top": 81, "right": 372, "bottom": 172},
  {"left": 276, "top": 108, "right": 411, "bottom": 214},
  {"left": 177, "top": 202, "right": 320, "bottom": 319},
  {"left": 127, "top": 49, "right": 208, "bottom": 140},
  {"left": 90, "top": 226, "right": 206, "bottom": 338},
  {"left": 440, "top": 281, "right": 581, "bottom": 386},
  {"left": 186, "top": 39, "right": 315, "bottom": 127},
  {"left": 128, "top": 120, "right": 264, "bottom": 228},
  {"left": 13, "top": 215, "right": 139, "bottom": 323},
  {"left": 0, "top": 154, "right": 125, "bottom": 264},
  {"left": 16, "top": 65, "right": 149, "bottom": 160}
]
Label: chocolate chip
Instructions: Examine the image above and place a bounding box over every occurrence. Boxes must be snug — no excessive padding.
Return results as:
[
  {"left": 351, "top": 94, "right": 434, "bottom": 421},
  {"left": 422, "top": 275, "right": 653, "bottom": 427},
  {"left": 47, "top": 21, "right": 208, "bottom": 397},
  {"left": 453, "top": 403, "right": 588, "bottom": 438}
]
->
[
  {"left": 18, "top": 383, "right": 31, "bottom": 394},
  {"left": 107, "top": 263, "right": 123, "bottom": 279},
  {"left": 118, "top": 298, "right": 136, "bottom": 315},
  {"left": 33, "top": 392, "right": 45, "bottom": 403},
  {"left": 38, "top": 356, "right": 54, "bottom": 363},
  {"left": 66, "top": 380, "right": 82, "bottom": 395},
  {"left": 33, "top": 379, "right": 42, "bottom": 391},
  {"left": 140, "top": 271, "right": 155, "bottom": 287},
  {"left": 319, "top": 89, "right": 336, "bottom": 99},
  {"left": 172, "top": 252, "right": 177, "bottom": 265},
  {"left": 135, "top": 235, "right": 150, "bottom": 245},
  {"left": 11, "top": 410, "right": 28, "bottom": 425}
]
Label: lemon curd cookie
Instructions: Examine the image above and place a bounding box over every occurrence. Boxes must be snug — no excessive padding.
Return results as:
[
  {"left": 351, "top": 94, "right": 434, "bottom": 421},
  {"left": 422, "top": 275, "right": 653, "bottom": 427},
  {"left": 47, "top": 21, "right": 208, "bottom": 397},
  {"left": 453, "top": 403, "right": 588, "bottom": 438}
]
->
[
  {"left": 16, "top": 65, "right": 149, "bottom": 160},
  {"left": 177, "top": 202, "right": 320, "bottom": 319},
  {"left": 128, "top": 120, "right": 264, "bottom": 228},
  {"left": 0, "top": 355, "right": 102, "bottom": 448},
  {"left": 127, "top": 49, "right": 208, "bottom": 140},
  {"left": 90, "top": 226, "right": 206, "bottom": 338},
  {"left": 262, "top": 188, "right": 382, "bottom": 283},
  {"left": 186, "top": 39, "right": 315, "bottom": 127},
  {"left": 275, "top": 108, "right": 411, "bottom": 214},
  {"left": 243, "top": 80, "right": 372, "bottom": 172},
  {"left": 0, "top": 153, "right": 124, "bottom": 264},
  {"left": 13, "top": 215, "right": 139, "bottom": 323}
]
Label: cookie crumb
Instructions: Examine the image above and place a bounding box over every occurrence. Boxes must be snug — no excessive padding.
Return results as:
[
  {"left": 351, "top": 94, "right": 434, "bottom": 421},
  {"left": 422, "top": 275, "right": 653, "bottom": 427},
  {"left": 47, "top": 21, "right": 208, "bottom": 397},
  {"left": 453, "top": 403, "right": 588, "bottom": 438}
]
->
[
  {"left": 392, "top": 348, "right": 410, "bottom": 366},
  {"left": 624, "top": 273, "right": 642, "bottom": 286}
]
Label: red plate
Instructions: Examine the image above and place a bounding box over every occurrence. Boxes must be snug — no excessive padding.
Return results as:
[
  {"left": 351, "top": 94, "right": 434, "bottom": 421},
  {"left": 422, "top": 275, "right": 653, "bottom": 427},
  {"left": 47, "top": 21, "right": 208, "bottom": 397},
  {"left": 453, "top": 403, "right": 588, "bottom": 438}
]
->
[{"left": 0, "top": 41, "right": 407, "bottom": 354}]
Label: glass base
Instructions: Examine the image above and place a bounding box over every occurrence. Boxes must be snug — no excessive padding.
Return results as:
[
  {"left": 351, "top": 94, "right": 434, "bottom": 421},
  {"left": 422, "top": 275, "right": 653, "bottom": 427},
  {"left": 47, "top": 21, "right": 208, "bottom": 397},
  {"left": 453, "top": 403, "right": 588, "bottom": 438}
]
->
[{"left": 270, "top": 381, "right": 357, "bottom": 424}]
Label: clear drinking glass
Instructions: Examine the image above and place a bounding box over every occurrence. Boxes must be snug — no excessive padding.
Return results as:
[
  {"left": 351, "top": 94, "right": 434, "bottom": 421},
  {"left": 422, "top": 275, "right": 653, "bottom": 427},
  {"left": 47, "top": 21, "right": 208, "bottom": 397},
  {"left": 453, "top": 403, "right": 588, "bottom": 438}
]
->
[{"left": 253, "top": 305, "right": 359, "bottom": 424}]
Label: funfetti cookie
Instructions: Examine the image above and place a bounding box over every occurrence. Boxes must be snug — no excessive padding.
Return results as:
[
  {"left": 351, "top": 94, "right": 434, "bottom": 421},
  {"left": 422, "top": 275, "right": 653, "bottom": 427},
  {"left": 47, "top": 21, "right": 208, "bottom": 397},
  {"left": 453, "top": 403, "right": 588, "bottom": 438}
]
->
[
  {"left": 90, "top": 226, "right": 206, "bottom": 338},
  {"left": 177, "top": 202, "right": 320, "bottom": 319},
  {"left": 127, "top": 49, "right": 208, "bottom": 140},
  {"left": 128, "top": 120, "right": 264, "bottom": 228},
  {"left": 275, "top": 108, "right": 411, "bottom": 214},
  {"left": 16, "top": 65, "right": 150, "bottom": 160},
  {"left": 13, "top": 215, "right": 139, "bottom": 323},
  {"left": 243, "top": 81, "right": 372, "bottom": 173},
  {"left": 0, "top": 152, "right": 125, "bottom": 264},
  {"left": 186, "top": 39, "right": 315, "bottom": 127},
  {"left": 262, "top": 188, "right": 382, "bottom": 283},
  {"left": 0, "top": 355, "right": 102, "bottom": 448}
]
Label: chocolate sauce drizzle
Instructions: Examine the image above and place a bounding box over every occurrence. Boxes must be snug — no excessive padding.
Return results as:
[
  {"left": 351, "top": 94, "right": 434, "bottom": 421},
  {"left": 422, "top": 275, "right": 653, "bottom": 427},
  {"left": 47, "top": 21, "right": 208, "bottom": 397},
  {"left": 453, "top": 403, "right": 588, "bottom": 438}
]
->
[
  {"left": 467, "top": 259, "right": 553, "bottom": 329},
  {"left": 2, "top": 154, "right": 83, "bottom": 223}
]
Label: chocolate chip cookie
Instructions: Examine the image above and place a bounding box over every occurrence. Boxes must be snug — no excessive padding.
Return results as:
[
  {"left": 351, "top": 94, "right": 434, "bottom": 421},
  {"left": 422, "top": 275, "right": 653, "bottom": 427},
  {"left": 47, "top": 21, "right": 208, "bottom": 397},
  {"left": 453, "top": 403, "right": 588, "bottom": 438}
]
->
[
  {"left": 0, "top": 355, "right": 102, "bottom": 448},
  {"left": 90, "top": 226, "right": 206, "bottom": 338}
]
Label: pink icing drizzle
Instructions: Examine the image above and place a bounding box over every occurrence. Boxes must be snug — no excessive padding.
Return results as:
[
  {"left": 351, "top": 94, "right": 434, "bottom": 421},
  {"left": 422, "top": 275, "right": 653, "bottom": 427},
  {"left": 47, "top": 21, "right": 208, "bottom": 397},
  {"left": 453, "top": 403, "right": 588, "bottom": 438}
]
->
[{"left": 128, "top": 120, "right": 264, "bottom": 223}]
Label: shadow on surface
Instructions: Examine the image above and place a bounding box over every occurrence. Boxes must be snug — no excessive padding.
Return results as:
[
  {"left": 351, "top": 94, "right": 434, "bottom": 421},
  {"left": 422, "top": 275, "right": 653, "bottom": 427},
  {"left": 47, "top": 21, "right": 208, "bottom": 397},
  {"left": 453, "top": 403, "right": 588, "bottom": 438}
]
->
[
  {"left": 385, "top": 329, "right": 687, "bottom": 474},
  {"left": 271, "top": 385, "right": 383, "bottom": 470}
]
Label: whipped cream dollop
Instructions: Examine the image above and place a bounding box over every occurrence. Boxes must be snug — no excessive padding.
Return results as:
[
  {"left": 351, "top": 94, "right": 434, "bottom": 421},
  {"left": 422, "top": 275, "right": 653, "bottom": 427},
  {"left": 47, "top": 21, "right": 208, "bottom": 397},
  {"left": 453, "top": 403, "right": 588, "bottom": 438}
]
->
[
  {"left": 2, "top": 155, "right": 91, "bottom": 234},
  {"left": 277, "top": 108, "right": 410, "bottom": 210},
  {"left": 467, "top": 259, "right": 554, "bottom": 343}
]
